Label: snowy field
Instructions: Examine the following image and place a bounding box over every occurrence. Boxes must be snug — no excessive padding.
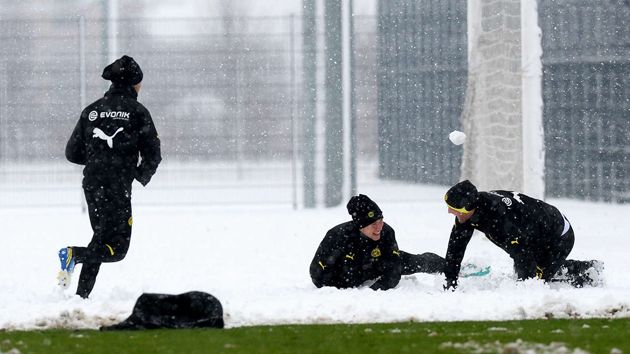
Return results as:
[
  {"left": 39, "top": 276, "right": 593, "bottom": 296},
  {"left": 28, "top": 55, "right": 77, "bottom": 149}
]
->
[{"left": 1, "top": 182, "right": 630, "bottom": 330}]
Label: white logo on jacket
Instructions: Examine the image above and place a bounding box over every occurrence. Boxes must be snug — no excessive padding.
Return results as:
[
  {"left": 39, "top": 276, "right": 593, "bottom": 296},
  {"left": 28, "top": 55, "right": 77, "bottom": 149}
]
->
[
  {"left": 92, "top": 127, "right": 124, "bottom": 148},
  {"left": 100, "top": 111, "right": 130, "bottom": 120},
  {"left": 511, "top": 192, "right": 525, "bottom": 204}
]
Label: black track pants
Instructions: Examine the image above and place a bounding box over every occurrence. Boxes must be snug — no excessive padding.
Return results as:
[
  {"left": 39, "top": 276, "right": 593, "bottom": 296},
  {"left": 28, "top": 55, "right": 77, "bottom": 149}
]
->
[
  {"left": 73, "top": 183, "right": 132, "bottom": 298},
  {"left": 513, "top": 228, "right": 575, "bottom": 282},
  {"left": 399, "top": 251, "right": 445, "bottom": 275}
]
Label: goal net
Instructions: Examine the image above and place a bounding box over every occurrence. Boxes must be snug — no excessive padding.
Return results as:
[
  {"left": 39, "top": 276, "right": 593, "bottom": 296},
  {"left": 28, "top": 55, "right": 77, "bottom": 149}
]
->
[{"left": 460, "top": 0, "right": 544, "bottom": 197}]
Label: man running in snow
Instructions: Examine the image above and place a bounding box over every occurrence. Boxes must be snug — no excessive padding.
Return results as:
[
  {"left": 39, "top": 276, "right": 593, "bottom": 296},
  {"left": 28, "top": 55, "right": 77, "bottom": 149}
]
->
[
  {"left": 59, "top": 55, "right": 161, "bottom": 298},
  {"left": 310, "top": 194, "right": 445, "bottom": 290},
  {"left": 442, "top": 180, "right": 601, "bottom": 291}
]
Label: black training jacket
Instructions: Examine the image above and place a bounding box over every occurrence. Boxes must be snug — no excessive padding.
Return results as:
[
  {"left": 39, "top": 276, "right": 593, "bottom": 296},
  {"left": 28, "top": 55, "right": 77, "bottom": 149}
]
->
[
  {"left": 444, "top": 191, "right": 565, "bottom": 283},
  {"left": 65, "top": 85, "right": 161, "bottom": 187},
  {"left": 310, "top": 221, "right": 402, "bottom": 290}
]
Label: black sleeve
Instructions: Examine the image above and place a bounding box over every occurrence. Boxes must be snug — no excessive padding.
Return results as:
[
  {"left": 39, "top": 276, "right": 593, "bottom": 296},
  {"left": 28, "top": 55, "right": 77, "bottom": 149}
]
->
[
  {"left": 135, "top": 108, "right": 161, "bottom": 186},
  {"left": 309, "top": 230, "right": 346, "bottom": 288},
  {"left": 370, "top": 228, "right": 402, "bottom": 290},
  {"left": 444, "top": 219, "right": 474, "bottom": 285},
  {"left": 65, "top": 114, "right": 86, "bottom": 165}
]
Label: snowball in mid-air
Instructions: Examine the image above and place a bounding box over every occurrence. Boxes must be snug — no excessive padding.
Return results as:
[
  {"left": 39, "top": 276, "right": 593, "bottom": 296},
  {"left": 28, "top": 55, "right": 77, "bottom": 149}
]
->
[{"left": 449, "top": 130, "right": 466, "bottom": 145}]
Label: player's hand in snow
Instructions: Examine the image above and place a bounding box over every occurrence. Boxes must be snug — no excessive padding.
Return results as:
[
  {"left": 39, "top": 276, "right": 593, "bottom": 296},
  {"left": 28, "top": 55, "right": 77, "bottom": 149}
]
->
[{"left": 443, "top": 279, "right": 457, "bottom": 292}]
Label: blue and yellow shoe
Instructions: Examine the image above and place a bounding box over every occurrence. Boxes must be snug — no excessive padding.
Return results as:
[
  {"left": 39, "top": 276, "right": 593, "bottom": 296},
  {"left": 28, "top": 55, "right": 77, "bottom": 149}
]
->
[
  {"left": 57, "top": 247, "right": 75, "bottom": 289},
  {"left": 58, "top": 247, "right": 75, "bottom": 274}
]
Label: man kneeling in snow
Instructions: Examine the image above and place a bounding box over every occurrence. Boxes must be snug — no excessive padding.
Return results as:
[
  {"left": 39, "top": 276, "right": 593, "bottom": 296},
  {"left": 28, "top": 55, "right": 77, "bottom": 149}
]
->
[
  {"left": 442, "top": 180, "right": 602, "bottom": 291},
  {"left": 309, "top": 194, "right": 444, "bottom": 290}
]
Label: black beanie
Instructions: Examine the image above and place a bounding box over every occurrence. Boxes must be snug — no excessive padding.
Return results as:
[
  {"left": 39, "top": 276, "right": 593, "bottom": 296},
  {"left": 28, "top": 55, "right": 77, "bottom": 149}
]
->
[
  {"left": 102, "top": 55, "right": 143, "bottom": 86},
  {"left": 347, "top": 194, "right": 383, "bottom": 229},
  {"left": 444, "top": 180, "right": 479, "bottom": 211}
]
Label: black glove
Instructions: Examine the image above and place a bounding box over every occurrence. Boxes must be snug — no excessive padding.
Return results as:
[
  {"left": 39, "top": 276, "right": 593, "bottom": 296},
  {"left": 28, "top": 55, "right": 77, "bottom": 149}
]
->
[
  {"left": 135, "top": 167, "right": 151, "bottom": 186},
  {"left": 443, "top": 278, "right": 457, "bottom": 292}
]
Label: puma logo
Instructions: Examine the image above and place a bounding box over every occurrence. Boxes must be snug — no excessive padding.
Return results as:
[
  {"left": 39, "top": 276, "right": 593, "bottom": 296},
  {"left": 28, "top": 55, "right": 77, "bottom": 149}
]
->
[{"left": 92, "top": 127, "right": 124, "bottom": 148}]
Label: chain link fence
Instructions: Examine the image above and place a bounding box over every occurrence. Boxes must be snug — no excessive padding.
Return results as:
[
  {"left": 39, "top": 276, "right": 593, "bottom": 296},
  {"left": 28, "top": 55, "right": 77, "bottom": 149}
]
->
[
  {"left": 3, "top": 4, "right": 628, "bottom": 208},
  {"left": 0, "top": 15, "right": 381, "bottom": 208},
  {"left": 376, "top": 0, "right": 630, "bottom": 202},
  {"left": 541, "top": 0, "right": 630, "bottom": 202}
]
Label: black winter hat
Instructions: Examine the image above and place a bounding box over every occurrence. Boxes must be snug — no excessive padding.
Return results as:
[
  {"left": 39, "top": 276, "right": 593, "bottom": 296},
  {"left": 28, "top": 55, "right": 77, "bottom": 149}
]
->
[
  {"left": 444, "top": 180, "right": 479, "bottom": 212},
  {"left": 347, "top": 194, "right": 383, "bottom": 229},
  {"left": 102, "top": 55, "right": 143, "bottom": 85}
]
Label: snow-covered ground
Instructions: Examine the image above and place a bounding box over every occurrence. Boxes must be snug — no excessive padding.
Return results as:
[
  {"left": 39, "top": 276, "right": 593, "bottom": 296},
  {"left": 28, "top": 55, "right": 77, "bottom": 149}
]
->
[{"left": 1, "top": 182, "right": 629, "bottom": 330}]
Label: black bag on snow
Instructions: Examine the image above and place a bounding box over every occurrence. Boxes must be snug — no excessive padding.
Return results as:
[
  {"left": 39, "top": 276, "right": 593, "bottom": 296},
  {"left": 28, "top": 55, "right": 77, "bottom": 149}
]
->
[{"left": 100, "top": 291, "right": 224, "bottom": 330}]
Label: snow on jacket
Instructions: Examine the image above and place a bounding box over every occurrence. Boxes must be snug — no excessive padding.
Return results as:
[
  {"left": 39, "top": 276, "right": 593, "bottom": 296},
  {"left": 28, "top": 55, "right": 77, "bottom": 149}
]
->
[
  {"left": 65, "top": 84, "right": 161, "bottom": 187},
  {"left": 444, "top": 190, "right": 566, "bottom": 283},
  {"left": 310, "top": 221, "right": 403, "bottom": 290}
]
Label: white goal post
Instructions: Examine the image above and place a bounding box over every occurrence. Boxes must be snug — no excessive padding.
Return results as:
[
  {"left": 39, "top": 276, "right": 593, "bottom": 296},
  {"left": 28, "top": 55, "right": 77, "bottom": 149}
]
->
[{"left": 460, "top": 0, "right": 544, "bottom": 198}]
